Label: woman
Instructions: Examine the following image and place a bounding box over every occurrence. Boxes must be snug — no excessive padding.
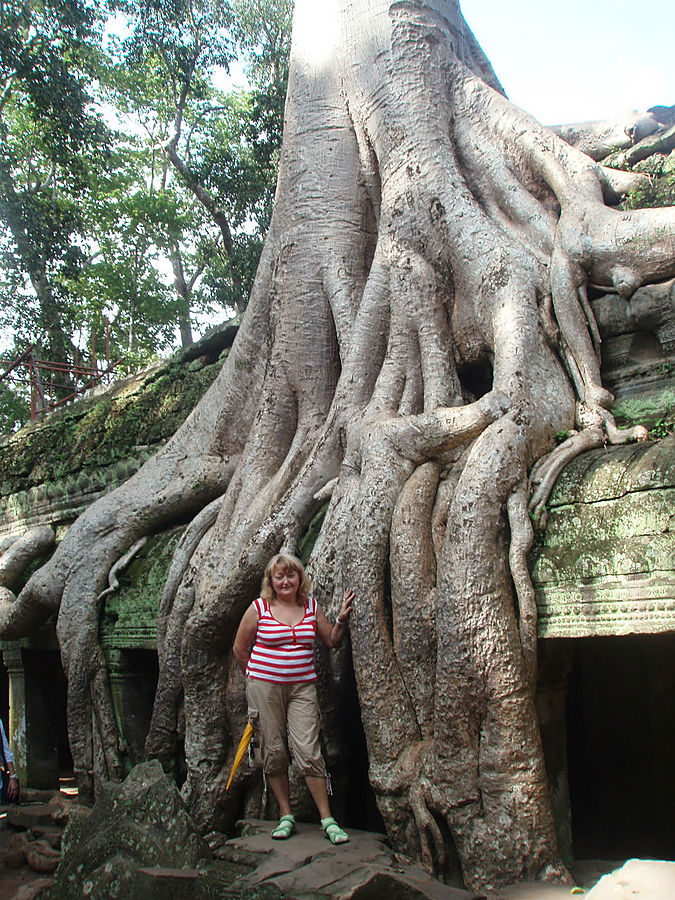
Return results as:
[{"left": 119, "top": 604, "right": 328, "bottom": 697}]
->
[{"left": 233, "top": 553, "right": 354, "bottom": 843}]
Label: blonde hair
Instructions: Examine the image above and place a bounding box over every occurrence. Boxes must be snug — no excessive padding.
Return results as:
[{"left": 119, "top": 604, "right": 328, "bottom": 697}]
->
[{"left": 261, "top": 553, "right": 311, "bottom": 606}]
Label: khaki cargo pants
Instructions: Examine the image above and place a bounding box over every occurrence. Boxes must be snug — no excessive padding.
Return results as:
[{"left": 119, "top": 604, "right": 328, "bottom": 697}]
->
[{"left": 246, "top": 678, "right": 326, "bottom": 778}]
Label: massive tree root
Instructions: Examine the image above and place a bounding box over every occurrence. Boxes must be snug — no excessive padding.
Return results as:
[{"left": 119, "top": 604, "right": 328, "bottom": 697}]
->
[{"left": 1, "top": 0, "right": 673, "bottom": 890}]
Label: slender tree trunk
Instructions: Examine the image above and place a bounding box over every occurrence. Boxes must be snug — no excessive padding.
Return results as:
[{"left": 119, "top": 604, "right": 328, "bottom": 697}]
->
[
  {"left": 0, "top": 148, "right": 74, "bottom": 379},
  {"left": 169, "top": 242, "right": 194, "bottom": 348}
]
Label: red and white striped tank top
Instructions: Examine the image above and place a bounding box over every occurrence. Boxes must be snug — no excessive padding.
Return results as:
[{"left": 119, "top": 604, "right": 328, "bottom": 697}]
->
[{"left": 246, "top": 596, "right": 318, "bottom": 683}]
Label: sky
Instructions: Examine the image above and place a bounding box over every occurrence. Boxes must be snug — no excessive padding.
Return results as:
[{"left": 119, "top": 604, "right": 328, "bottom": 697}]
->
[{"left": 459, "top": 0, "right": 673, "bottom": 125}]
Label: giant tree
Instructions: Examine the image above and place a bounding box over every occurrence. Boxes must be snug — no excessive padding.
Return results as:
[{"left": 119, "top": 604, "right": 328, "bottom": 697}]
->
[{"left": 1, "top": 0, "right": 673, "bottom": 891}]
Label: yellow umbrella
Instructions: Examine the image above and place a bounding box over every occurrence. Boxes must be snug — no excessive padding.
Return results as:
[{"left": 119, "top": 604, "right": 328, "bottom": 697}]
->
[{"left": 226, "top": 720, "right": 254, "bottom": 790}]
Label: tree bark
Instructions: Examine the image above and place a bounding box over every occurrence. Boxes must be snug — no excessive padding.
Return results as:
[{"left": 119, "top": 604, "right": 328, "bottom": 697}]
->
[
  {"left": 169, "top": 241, "right": 196, "bottom": 348},
  {"left": 1, "top": 0, "right": 673, "bottom": 891}
]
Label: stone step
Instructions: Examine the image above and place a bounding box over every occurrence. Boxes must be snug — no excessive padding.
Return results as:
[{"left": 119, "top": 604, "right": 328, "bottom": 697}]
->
[
  {"left": 5, "top": 804, "right": 57, "bottom": 830},
  {"left": 136, "top": 866, "right": 201, "bottom": 900}
]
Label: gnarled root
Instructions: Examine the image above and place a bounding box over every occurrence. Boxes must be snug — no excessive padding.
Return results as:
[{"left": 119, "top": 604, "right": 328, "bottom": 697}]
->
[
  {"left": 146, "top": 497, "right": 223, "bottom": 769},
  {"left": 507, "top": 484, "right": 537, "bottom": 692},
  {"left": 0, "top": 526, "right": 55, "bottom": 588},
  {"left": 64, "top": 539, "right": 152, "bottom": 796},
  {"left": 529, "top": 398, "right": 650, "bottom": 528},
  {"left": 0, "top": 527, "right": 56, "bottom": 637},
  {"left": 95, "top": 537, "right": 147, "bottom": 604},
  {"left": 528, "top": 427, "right": 605, "bottom": 528}
]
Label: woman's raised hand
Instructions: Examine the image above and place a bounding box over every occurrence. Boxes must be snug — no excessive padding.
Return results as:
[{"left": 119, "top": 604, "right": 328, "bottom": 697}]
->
[{"left": 337, "top": 588, "right": 355, "bottom": 624}]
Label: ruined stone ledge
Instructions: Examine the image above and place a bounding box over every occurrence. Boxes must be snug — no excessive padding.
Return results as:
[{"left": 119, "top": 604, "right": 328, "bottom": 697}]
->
[
  {"left": 532, "top": 436, "right": 675, "bottom": 638},
  {"left": 0, "top": 452, "right": 152, "bottom": 540},
  {"left": 101, "top": 629, "right": 158, "bottom": 651},
  {"left": 537, "top": 576, "right": 675, "bottom": 637},
  {"left": 534, "top": 533, "right": 673, "bottom": 580},
  {"left": 546, "top": 438, "right": 675, "bottom": 507}
]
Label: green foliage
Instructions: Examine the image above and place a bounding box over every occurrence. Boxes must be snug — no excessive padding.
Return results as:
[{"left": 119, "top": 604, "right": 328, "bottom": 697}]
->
[
  {"left": 0, "top": 380, "right": 29, "bottom": 435},
  {"left": 0, "top": 0, "right": 112, "bottom": 364},
  {"left": 648, "top": 418, "right": 674, "bottom": 440},
  {"left": 108, "top": 0, "right": 291, "bottom": 313},
  {"left": 0, "top": 0, "right": 292, "bottom": 431}
]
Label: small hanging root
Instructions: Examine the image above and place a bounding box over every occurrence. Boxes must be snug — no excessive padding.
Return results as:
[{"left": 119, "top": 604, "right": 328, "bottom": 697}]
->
[
  {"left": 529, "top": 400, "right": 650, "bottom": 529},
  {"left": 596, "top": 407, "right": 649, "bottom": 445},
  {"left": 411, "top": 779, "right": 445, "bottom": 874},
  {"left": 506, "top": 484, "right": 536, "bottom": 692},
  {"left": 95, "top": 537, "right": 148, "bottom": 604},
  {"left": 528, "top": 427, "right": 605, "bottom": 527}
]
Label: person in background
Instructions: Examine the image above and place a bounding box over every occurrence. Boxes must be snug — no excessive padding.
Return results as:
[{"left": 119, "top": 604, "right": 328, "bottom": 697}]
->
[
  {"left": 0, "top": 717, "right": 19, "bottom": 802},
  {"left": 233, "top": 553, "right": 354, "bottom": 844}
]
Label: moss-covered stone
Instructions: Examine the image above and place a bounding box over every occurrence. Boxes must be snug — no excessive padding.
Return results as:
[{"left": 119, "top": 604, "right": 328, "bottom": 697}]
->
[
  {"left": 532, "top": 435, "right": 675, "bottom": 637},
  {"left": 621, "top": 151, "right": 675, "bottom": 209},
  {"left": 53, "top": 760, "right": 210, "bottom": 900},
  {"left": 613, "top": 387, "right": 675, "bottom": 438},
  {"left": 101, "top": 526, "right": 186, "bottom": 651},
  {"left": 0, "top": 324, "right": 236, "bottom": 498}
]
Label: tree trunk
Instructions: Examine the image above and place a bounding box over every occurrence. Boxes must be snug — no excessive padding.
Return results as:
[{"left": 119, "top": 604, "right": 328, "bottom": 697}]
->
[
  {"left": 2, "top": 0, "right": 673, "bottom": 891},
  {"left": 169, "top": 241, "right": 195, "bottom": 348}
]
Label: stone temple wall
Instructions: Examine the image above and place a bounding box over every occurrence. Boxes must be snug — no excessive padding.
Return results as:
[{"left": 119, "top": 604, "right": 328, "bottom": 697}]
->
[
  {"left": 530, "top": 275, "right": 675, "bottom": 639},
  {"left": 533, "top": 437, "right": 675, "bottom": 638}
]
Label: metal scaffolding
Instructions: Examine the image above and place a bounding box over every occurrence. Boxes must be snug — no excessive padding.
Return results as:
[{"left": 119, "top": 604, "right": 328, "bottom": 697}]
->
[{"left": 0, "top": 333, "right": 121, "bottom": 421}]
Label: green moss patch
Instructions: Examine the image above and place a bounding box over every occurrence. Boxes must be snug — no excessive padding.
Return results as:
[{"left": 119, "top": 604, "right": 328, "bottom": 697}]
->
[{"left": 0, "top": 326, "right": 235, "bottom": 497}]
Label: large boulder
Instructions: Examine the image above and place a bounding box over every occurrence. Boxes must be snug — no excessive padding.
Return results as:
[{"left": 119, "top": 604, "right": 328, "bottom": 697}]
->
[{"left": 53, "top": 760, "right": 210, "bottom": 899}]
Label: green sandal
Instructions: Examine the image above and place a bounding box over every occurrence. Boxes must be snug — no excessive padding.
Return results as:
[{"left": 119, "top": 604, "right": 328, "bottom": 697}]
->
[
  {"left": 321, "top": 816, "right": 349, "bottom": 844},
  {"left": 271, "top": 814, "right": 296, "bottom": 840}
]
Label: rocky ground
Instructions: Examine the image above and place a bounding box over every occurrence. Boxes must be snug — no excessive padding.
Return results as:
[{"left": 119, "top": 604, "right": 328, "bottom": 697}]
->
[
  {"left": 1, "top": 763, "right": 674, "bottom": 900},
  {"left": 1, "top": 796, "right": 673, "bottom": 900},
  {"left": 210, "top": 822, "right": 675, "bottom": 900},
  {"left": 0, "top": 788, "right": 77, "bottom": 900}
]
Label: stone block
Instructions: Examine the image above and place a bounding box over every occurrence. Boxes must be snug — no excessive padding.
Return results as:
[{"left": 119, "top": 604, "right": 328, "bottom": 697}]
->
[
  {"left": 136, "top": 866, "right": 201, "bottom": 900},
  {"left": 53, "top": 760, "right": 210, "bottom": 900},
  {"left": 586, "top": 859, "right": 675, "bottom": 899}
]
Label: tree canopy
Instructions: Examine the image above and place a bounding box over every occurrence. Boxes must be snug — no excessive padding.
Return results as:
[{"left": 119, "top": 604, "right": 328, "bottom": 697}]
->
[{"left": 0, "top": 0, "right": 292, "bottom": 432}]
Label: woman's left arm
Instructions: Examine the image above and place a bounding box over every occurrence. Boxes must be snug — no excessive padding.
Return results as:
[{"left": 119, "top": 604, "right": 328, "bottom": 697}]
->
[{"left": 316, "top": 589, "right": 355, "bottom": 648}]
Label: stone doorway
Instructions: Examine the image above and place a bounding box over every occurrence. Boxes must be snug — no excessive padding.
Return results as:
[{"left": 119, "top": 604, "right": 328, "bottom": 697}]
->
[
  {"left": 566, "top": 633, "right": 675, "bottom": 860},
  {"left": 2, "top": 647, "right": 71, "bottom": 789}
]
